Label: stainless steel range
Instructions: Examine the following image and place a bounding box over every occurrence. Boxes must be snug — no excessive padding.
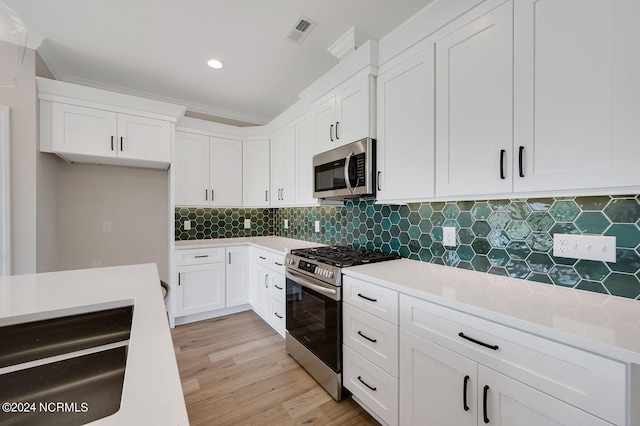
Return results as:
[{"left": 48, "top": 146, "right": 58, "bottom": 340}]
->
[{"left": 284, "top": 246, "right": 399, "bottom": 400}]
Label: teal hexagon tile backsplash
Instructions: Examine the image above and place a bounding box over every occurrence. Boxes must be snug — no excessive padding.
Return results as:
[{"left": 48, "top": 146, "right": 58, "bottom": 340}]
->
[{"left": 177, "top": 195, "right": 640, "bottom": 300}]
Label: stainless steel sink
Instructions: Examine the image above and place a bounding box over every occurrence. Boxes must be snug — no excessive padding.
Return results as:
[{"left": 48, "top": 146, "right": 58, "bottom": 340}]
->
[{"left": 0, "top": 305, "right": 133, "bottom": 425}]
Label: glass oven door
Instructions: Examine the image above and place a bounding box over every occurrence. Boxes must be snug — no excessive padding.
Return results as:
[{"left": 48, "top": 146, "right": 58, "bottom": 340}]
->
[{"left": 285, "top": 270, "right": 341, "bottom": 373}]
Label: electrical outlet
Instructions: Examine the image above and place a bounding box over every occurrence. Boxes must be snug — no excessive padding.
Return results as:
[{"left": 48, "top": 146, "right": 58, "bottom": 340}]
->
[
  {"left": 443, "top": 226, "right": 457, "bottom": 247},
  {"left": 102, "top": 221, "right": 112, "bottom": 233},
  {"left": 284, "top": 219, "right": 289, "bottom": 229},
  {"left": 244, "top": 218, "right": 251, "bottom": 228},
  {"left": 314, "top": 220, "right": 320, "bottom": 232},
  {"left": 183, "top": 220, "right": 191, "bottom": 230},
  {"left": 553, "top": 234, "right": 616, "bottom": 262}
]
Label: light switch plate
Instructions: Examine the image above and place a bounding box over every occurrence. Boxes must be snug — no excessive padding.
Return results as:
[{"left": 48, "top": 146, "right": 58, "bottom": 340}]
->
[
  {"left": 284, "top": 219, "right": 289, "bottom": 229},
  {"left": 183, "top": 220, "right": 191, "bottom": 230},
  {"left": 553, "top": 234, "right": 616, "bottom": 262},
  {"left": 443, "top": 226, "right": 457, "bottom": 247},
  {"left": 102, "top": 221, "right": 112, "bottom": 233},
  {"left": 244, "top": 219, "right": 251, "bottom": 228},
  {"left": 314, "top": 220, "right": 320, "bottom": 232}
]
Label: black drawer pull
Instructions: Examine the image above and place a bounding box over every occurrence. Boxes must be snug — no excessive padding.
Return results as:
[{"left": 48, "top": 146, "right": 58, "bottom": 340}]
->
[
  {"left": 275, "top": 262, "right": 283, "bottom": 266},
  {"left": 178, "top": 273, "right": 181, "bottom": 286},
  {"left": 357, "top": 376, "right": 376, "bottom": 391},
  {"left": 111, "top": 135, "right": 114, "bottom": 151},
  {"left": 463, "top": 375, "right": 470, "bottom": 411},
  {"left": 458, "top": 332, "right": 499, "bottom": 350},
  {"left": 357, "top": 330, "right": 377, "bottom": 343},
  {"left": 274, "top": 312, "right": 283, "bottom": 319},
  {"left": 357, "top": 293, "right": 377, "bottom": 302},
  {"left": 483, "top": 385, "right": 490, "bottom": 423},
  {"left": 259, "top": 256, "right": 266, "bottom": 260},
  {"left": 274, "top": 285, "right": 283, "bottom": 290},
  {"left": 194, "top": 255, "right": 209, "bottom": 258}
]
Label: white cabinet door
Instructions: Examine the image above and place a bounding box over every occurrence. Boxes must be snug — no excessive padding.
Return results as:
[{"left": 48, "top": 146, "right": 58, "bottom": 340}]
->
[
  {"left": 270, "top": 127, "right": 296, "bottom": 206},
  {"left": 117, "top": 113, "right": 170, "bottom": 163},
  {"left": 174, "top": 131, "right": 209, "bottom": 206},
  {"left": 256, "top": 263, "right": 271, "bottom": 318},
  {"left": 226, "top": 246, "right": 249, "bottom": 307},
  {"left": 175, "top": 263, "right": 226, "bottom": 316},
  {"left": 51, "top": 103, "right": 117, "bottom": 157},
  {"left": 435, "top": 0, "right": 513, "bottom": 197},
  {"left": 242, "top": 139, "right": 270, "bottom": 207},
  {"left": 377, "top": 46, "right": 435, "bottom": 202},
  {"left": 478, "top": 366, "right": 610, "bottom": 426},
  {"left": 210, "top": 136, "right": 242, "bottom": 206},
  {"left": 313, "top": 97, "right": 336, "bottom": 153},
  {"left": 513, "top": 0, "right": 640, "bottom": 192},
  {"left": 335, "top": 76, "right": 372, "bottom": 146},
  {"left": 295, "top": 116, "right": 319, "bottom": 206},
  {"left": 399, "top": 330, "right": 476, "bottom": 426}
]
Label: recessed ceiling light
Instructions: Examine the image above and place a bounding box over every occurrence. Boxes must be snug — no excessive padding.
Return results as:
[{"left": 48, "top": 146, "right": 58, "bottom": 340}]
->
[{"left": 207, "top": 59, "right": 223, "bottom": 69}]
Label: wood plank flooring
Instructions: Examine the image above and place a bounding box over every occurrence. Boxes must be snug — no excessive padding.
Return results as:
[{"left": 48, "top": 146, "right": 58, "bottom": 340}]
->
[{"left": 171, "top": 310, "right": 380, "bottom": 426}]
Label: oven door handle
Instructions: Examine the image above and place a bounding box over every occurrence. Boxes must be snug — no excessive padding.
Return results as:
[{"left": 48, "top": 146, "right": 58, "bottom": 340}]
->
[
  {"left": 286, "top": 269, "right": 339, "bottom": 301},
  {"left": 344, "top": 151, "right": 355, "bottom": 194}
]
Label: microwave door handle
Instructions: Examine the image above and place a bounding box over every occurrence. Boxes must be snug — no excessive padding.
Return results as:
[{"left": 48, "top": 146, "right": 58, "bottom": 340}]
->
[{"left": 344, "top": 151, "right": 355, "bottom": 194}]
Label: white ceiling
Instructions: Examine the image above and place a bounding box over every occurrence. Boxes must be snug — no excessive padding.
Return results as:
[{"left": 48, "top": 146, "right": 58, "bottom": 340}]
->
[{"left": 7, "top": 0, "right": 434, "bottom": 125}]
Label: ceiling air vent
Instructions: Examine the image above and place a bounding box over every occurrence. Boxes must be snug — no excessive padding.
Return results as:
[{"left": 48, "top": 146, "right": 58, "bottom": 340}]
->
[{"left": 285, "top": 15, "right": 316, "bottom": 44}]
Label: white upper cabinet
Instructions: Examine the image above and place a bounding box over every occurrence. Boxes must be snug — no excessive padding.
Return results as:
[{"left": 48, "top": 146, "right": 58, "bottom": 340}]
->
[
  {"left": 377, "top": 46, "right": 436, "bottom": 203},
  {"left": 270, "top": 127, "right": 296, "bottom": 206},
  {"left": 435, "top": 0, "right": 514, "bottom": 198},
  {"left": 174, "top": 131, "right": 242, "bottom": 207},
  {"left": 243, "top": 139, "right": 270, "bottom": 207},
  {"left": 295, "top": 115, "right": 319, "bottom": 206},
  {"left": 312, "top": 75, "right": 375, "bottom": 152},
  {"left": 513, "top": 0, "right": 640, "bottom": 192},
  {"left": 39, "top": 78, "right": 182, "bottom": 170}
]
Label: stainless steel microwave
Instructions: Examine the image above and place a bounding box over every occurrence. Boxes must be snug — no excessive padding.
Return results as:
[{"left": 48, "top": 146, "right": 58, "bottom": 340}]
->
[{"left": 313, "top": 138, "right": 375, "bottom": 199}]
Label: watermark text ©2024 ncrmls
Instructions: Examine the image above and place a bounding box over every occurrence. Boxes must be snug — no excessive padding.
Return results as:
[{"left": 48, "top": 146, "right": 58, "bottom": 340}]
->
[{"left": 2, "top": 401, "right": 89, "bottom": 414}]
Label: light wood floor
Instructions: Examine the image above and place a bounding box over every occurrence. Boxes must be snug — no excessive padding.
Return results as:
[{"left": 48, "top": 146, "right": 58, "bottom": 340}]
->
[{"left": 171, "top": 310, "right": 380, "bottom": 426}]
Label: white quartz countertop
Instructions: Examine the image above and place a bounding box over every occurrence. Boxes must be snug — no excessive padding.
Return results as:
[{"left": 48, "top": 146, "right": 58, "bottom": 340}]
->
[
  {"left": 0, "top": 264, "right": 189, "bottom": 425},
  {"left": 344, "top": 258, "right": 640, "bottom": 364},
  {"left": 174, "top": 236, "right": 324, "bottom": 254}
]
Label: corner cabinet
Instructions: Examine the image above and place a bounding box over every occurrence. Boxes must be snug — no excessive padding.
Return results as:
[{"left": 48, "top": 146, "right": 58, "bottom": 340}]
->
[
  {"left": 226, "top": 246, "right": 250, "bottom": 307},
  {"left": 38, "top": 78, "right": 183, "bottom": 170},
  {"left": 250, "top": 248, "right": 286, "bottom": 337},
  {"left": 294, "top": 115, "right": 320, "bottom": 206},
  {"left": 243, "top": 139, "right": 270, "bottom": 207},
  {"left": 376, "top": 45, "right": 436, "bottom": 203},
  {"left": 312, "top": 75, "right": 375, "bottom": 152},
  {"left": 174, "top": 131, "right": 242, "bottom": 207}
]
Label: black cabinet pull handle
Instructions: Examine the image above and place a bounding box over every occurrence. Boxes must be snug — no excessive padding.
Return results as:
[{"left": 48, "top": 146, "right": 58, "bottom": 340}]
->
[
  {"left": 518, "top": 146, "right": 525, "bottom": 177},
  {"left": 265, "top": 190, "right": 268, "bottom": 202},
  {"left": 458, "top": 332, "right": 499, "bottom": 350},
  {"left": 483, "top": 385, "right": 490, "bottom": 423},
  {"left": 275, "top": 285, "right": 283, "bottom": 290},
  {"left": 335, "top": 121, "right": 340, "bottom": 139},
  {"left": 178, "top": 273, "right": 181, "bottom": 286},
  {"left": 228, "top": 252, "right": 231, "bottom": 264},
  {"left": 330, "top": 124, "right": 334, "bottom": 142},
  {"left": 357, "top": 330, "right": 377, "bottom": 343},
  {"left": 259, "top": 256, "right": 266, "bottom": 260},
  {"left": 463, "top": 375, "right": 470, "bottom": 411},
  {"left": 120, "top": 136, "right": 123, "bottom": 151},
  {"left": 499, "top": 149, "right": 506, "bottom": 179},
  {"left": 377, "top": 171, "right": 381, "bottom": 191},
  {"left": 357, "top": 376, "right": 376, "bottom": 391},
  {"left": 274, "top": 312, "right": 283, "bottom": 319},
  {"left": 275, "top": 262, "right": 283, "bottom": 266},
  {"left": 211, "top": 189, "right": 214, "bottom": 201},
  {"left": 205, "top": 189, "right": 208, "bottom": 201},
  {"left": 111, "top": 135, "right": 114, "bottom": 151},
  {"left": 194, "top": 255, "right": 209, "bottom": 258},
  {"left": 357, "top": 293, "right": 377, "bottom": 302}
]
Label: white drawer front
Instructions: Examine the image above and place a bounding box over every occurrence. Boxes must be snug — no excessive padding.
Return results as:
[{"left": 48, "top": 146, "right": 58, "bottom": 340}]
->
[
  {"left": 343, "top": 346, "right": 398, "bottom": 426},
  {"left": 255, "top": 249, "right": 270, "bottom": 267},
  {"left": 400, "top": 294, "right": 626, "bottom": 426},
  {"left": 343, "top": 304, "right": 398, "bottom": 377},
  {"left": 343, "top": 276, "right": 398, "bottom": 325},
  {"left": 269, "top": 297, "right": 285, "bottom": 336},
  {"left": 270, "top": 252, "right": 285, "bottom": 274},
  {"left": 175, "top": 247, "right": 225, "bottom": 266},
  {"left": 270, "top": 272, "right": 285, "bottom": 301}
]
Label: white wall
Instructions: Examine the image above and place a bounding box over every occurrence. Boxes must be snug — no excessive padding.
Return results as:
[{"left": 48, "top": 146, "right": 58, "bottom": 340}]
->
[
  {"left": 0, "top": 49, "right": 37, "bottom": 274},
  {"left": 57, "top": 163, "right": 169, "bottom": 282}
]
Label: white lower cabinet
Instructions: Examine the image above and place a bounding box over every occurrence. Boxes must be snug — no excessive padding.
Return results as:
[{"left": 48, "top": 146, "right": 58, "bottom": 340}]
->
[
  {"left": 400, "top": 330, "right": 610, "bottom": 426},
  {"left": 175, "top": 248, "right": 226, "bottom": 317},
  {"left": 250, "top": 248, "right": 286, "bottom": 336},
  {"left": 225, "top": 246, "right": 250, "bottom": 307}
]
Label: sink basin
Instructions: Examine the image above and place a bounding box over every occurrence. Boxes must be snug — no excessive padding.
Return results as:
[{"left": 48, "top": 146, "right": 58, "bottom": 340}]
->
[{"left": 0, "top": 305, "right": 133, "bottom": 425}]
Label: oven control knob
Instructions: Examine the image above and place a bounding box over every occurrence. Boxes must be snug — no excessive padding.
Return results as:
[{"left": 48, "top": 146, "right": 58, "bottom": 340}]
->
[
  {"left": 314, "top": 267, "right": 319, "bottom": 274},
  {"left": 328, "top": 271, "right": 334, "bottom": 279}
]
